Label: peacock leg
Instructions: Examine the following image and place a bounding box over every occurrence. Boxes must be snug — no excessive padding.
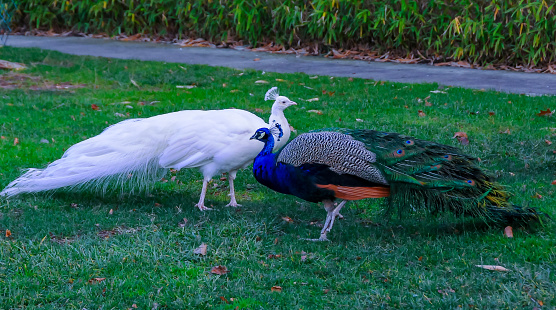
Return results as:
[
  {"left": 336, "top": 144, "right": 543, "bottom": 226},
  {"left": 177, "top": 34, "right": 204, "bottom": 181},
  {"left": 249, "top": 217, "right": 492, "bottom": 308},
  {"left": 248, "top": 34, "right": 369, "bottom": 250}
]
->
[
  {"left": 225, "top": 171, "right": 242, "bottom": 207},
  {"left": 319, "top": 200, "right": 347, "bottom": 240},
  {"left": 195, "top": 179, "right": 212, "bottom": 211},
  {"left": 305, "top": 200, "right": 347, "bottom": 242}
]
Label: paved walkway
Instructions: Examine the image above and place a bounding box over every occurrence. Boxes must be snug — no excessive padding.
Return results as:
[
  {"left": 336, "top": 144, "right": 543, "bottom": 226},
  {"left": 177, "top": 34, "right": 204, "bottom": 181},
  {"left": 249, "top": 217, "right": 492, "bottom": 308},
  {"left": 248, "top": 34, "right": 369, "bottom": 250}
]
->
[{"left": 6, "top": 35, "right": 556, "bottom": 96}]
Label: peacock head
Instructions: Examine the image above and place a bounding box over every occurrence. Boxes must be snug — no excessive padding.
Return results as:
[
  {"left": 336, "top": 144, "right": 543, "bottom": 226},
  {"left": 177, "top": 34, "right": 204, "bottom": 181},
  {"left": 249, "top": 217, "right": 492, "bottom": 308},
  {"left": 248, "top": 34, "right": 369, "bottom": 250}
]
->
[
  {"left": 265, "top": 87, "right": 297, "bottom": 111},
  {"left": 250, "top": 127, "right": 272, "bottom": 143}
]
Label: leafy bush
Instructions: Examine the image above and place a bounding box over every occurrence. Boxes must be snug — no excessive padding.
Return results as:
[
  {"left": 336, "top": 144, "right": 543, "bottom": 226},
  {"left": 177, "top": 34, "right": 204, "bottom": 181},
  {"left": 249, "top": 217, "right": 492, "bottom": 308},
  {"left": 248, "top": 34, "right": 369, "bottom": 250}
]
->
[{"left": 8, "top": 0, "right": 556, "bottom": 67}]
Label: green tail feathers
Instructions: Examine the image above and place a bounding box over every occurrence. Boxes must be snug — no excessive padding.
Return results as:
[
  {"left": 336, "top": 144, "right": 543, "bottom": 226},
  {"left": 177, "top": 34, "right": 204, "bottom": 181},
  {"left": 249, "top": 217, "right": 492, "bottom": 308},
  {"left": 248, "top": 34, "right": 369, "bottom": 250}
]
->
[{"left": 330, "top": 129, "right": 544, "bottom": 224}]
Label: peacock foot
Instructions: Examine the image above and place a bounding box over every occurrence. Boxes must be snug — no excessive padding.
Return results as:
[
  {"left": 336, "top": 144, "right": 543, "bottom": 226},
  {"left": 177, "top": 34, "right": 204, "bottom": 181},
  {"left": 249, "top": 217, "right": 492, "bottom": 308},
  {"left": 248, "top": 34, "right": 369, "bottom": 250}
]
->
[
  {"left": 302, "top": 234, "right": 331, "bottom": 242},
  {"left": 195, "top": 204, "right": 213, "bottom": 211},
  {"left": 225, "top": 201, "right": 242, "bottom": 208}
]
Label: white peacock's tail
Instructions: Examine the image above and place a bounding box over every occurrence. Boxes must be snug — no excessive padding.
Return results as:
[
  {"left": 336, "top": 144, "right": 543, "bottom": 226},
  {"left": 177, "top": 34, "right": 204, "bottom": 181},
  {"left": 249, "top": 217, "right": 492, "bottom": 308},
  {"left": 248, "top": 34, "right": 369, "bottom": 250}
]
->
[
  {"left": 264, "top": 87, "right": 279, "bottom": 101},
  {"left": 0, "top": 120, "right": 169, "bottom": 197}
]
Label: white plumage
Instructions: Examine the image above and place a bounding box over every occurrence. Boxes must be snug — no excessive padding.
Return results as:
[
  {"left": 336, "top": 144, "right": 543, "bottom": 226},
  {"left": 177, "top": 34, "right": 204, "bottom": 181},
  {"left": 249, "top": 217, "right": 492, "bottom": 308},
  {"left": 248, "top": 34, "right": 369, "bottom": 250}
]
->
[{"left": 1, "top": 87, "right": 296, "bottom": 210}]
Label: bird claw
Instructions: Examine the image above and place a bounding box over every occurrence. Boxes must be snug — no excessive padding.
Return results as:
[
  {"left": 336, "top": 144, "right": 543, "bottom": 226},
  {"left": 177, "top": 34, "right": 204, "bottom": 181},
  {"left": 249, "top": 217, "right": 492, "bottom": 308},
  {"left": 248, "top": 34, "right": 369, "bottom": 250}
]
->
[
  {"left": 225, "top": 202, "right": 242, "bottom": 208},
  {"left": 302, "top": 235, "right": 330, "bottom": 242},
  {"left": 196, "top": 204, "right": 213, "bottom": 211}
]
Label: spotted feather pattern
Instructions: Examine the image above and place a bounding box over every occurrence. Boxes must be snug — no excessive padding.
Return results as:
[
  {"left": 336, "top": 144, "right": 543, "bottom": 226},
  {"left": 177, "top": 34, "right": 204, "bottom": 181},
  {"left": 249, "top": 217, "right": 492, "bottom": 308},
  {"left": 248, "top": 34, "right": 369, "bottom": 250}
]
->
[{"left": 277, "top": 132, "right": 388, "bottom": 185}]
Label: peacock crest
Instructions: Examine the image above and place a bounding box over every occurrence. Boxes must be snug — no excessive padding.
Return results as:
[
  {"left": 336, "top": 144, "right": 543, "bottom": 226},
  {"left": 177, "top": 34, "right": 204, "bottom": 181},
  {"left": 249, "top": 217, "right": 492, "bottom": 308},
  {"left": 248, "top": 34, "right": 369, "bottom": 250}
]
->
[{"left": 264, "top": 87, "right": 280, "bottom": 101}]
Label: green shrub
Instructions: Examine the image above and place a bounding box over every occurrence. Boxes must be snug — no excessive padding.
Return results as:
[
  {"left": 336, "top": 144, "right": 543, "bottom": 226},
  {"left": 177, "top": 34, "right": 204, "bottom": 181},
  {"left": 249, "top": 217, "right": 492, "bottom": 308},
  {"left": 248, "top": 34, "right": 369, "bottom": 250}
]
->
[{"left": 8, "top": 0, "right": 556, "bottom": 67}]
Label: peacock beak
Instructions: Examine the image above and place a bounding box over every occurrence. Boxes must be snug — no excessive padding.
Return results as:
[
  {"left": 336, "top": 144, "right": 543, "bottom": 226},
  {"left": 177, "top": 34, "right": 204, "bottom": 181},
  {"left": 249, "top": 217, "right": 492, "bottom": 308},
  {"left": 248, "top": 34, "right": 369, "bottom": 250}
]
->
[
  {"left": 288, "top": 101, "right": 297, "bottom": 106},
  {"left": 250, "top": 133, "right": 258, "bottom": 140}
]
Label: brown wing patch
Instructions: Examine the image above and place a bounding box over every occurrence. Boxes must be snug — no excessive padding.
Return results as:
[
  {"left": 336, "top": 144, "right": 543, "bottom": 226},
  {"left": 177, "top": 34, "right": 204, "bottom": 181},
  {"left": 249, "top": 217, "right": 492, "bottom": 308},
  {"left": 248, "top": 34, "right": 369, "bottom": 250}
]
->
[{"left": 316, "top": 184, "right": 390, "bottom": 200}]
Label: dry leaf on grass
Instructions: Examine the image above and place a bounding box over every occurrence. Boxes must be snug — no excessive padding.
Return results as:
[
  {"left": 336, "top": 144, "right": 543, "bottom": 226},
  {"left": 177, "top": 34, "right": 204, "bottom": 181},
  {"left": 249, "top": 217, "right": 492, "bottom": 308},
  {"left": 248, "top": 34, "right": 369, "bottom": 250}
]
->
[
  {"left": 5, "top": 229, "right": 11, "bottom": 238},
  {"left": 210, "top": 265, "right": 229, "bottom": 275},
  {"left": 271, "top": 286, "right": 282, "bottom": 292},
  {"left": 306, "top": 98, "right": 319, "bottom": 102},
  {"left": 504, "top": 226, "right": 513, "bottom": 238},
  {"left": 307, "top": 110, "right": 323, "bottom": 115},
  {"left": 255, "top": 80, "right": 269, "bottom": 84},
  {"left": 536, "top": 108, "right": 552, "bottom": 117},
  {"left": 282, "top": 216, "right": 294, "bottom": 223},
  {"left": 88, "top": 277, "right": 106, "bottom": 284},
  {"left": 453, "top": 132, "right": 469, "bottom": 145},
  {"left": 551, "top": 180, "right": 556, "bottom": 185},
  {"left": 193, "top": 243, "right": 208, "bottom": 256},
  {"left": 91, "top": 104, "right": 100, "bottom": 110},
  {"left": 475, "top": 265, "right": 510, "bottom": 272},
  {"left": 418, "top": 110, "right": 426, "bottom": 117},
  {"left": 13, "top": 138, "right": 19, "bottom": 146}
]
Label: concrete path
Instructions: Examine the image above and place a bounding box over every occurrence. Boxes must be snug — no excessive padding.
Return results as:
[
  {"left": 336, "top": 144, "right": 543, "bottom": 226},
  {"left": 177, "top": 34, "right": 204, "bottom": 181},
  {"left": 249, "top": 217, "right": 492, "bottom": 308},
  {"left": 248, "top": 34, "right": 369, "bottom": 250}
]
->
[{"left": 6, "top": 35, "right": 556, "bottom": 96}]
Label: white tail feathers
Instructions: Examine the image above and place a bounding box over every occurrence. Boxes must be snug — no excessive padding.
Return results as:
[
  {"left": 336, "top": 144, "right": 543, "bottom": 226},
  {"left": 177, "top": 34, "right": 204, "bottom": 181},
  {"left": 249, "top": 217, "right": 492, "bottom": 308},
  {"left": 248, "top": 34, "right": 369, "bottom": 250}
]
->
[{"left": 1, "top": 118, "right": 170, "bottom": 198}]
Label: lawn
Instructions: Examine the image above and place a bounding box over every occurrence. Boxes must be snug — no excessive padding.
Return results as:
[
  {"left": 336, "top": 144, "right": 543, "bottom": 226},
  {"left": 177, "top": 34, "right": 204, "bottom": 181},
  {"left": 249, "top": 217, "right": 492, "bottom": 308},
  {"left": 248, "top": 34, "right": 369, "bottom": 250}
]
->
[{"left": 0, "top": 46, "right": 555, "bottom": 309}]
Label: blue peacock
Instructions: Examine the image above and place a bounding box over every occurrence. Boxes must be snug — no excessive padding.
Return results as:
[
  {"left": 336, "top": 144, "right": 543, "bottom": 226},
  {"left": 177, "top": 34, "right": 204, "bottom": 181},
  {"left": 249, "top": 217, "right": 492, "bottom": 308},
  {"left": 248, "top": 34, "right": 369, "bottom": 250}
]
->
[{"left": 250, "top": 126, "right": 542, "bottom": 241}]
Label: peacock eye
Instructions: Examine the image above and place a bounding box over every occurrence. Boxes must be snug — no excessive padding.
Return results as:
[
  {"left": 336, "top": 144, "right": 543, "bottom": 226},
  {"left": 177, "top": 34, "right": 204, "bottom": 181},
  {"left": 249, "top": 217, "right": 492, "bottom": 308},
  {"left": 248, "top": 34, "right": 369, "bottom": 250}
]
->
[
  {"left": 443, "top": 155, "right": 452, "bottom": 160},
  {"left": 394, "top": 149, "right": 405, "bottom": 157},
  {"left": 466, "top": 180, "right": 476, "bottom": 186},
  {"left": 405, "top": 140, "right": 414, "bottom": 145}
]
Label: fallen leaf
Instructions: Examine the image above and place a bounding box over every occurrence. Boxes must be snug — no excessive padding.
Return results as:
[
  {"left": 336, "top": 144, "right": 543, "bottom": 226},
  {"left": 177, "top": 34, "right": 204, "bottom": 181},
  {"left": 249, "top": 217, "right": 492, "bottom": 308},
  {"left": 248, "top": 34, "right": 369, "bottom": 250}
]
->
[
  {"left": 551, "top": 180, "right": 556, "bottom": 185},
  {"left": 536, "top": 108, "right": 552, "bottom": 116},
  {"left": 230, "top": 89, "right": 240, "bottom": 93},
  {"left": 430, "top": 90, "right": 447, "bottom": 94},
  {"left": 255, "top": 108, "right": 264, "bottom": 113},
  {"left": 307, "top": 110, "right": 323, "bottom": 115},
  {"left": 301, "top": 255, "right": 307, "bottom": 261},
  {"left": 193, "top": 243, "right": 208, "bottom": 256},
  {"left": 323, "top": 289, "right": 330, "bottom": 294},
  {"left": 545, "top": 139, "right": 552, "bottom": 145},
  {"left": 132, "top": 304, "right": 138, "bottom": 309},
  {"left": 5, "top": 229, "right": 11, "bottom": 237},
  {"left": 309, "top": 76, "right": 319, "bottom": 79},
  {"left": 504, "top": 226, "right": 513, "bottom": 238},
  {"left": 488, "top": 111, "right": 496, "bottom": 116},
  {"left": 306, "top": 98, "right": 319, "bottom": 102},
  {"left": 210, "top": 265, "right": 229, "bottom": 275},
  {"left": 282, "top": 216, "right": 294, "bottom": 223},
  {"left": 88, "top": 277, "right": 106, "bottom": 284},
  {"left": 453, "top": 132, "right": 469, "bottom": 145},
  {"left": 271, "top": 286, "right": 282, "bottom": 292},
  {"left": 275, "top": 78, "right": 286, "bottom": 82},
  {"left": 253, "top": 58, "right": 261, "bottom": 61},
  {"left": 475, "top": 265, "right": 510, "bottom": 272},
  {"left": 418, "top": 256, "right": 423, "bottom": 261},
  {"left": 533, "top": 193, "right": 543, "bottom": 199},
  {"left": 176, "top": 85, "right": 196, "bottom": 89},
  {"left": 355, "top": 118, "right": 364, "bottom": 122},
  {"left": 255, "top": 80, "right": 269, "bottom": 84},
  {"left": 418, "top": 110, "right": 426, "bottom": 117},
  {"left": 13, "top": 138, "right": 19, "bottom": 146},
  {"left": 91, "top": 104, "right": 100, "bottom": 110},
  {"left": 499, "top": 129, "right": 511, "bottom": 134},
  {"left": 219, "top": 296, "right": 230, "bottom": 304},
  {"left": 130, "top": 79, "right": 140, "bottom": 88},
  {"left": 108, "top": 209, "right": 113, "bottom": 215}
]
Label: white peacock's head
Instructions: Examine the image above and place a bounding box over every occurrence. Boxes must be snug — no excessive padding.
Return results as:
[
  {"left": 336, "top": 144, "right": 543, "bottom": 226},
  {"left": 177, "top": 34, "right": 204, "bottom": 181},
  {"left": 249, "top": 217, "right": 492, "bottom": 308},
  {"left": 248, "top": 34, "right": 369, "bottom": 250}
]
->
[
  {"left": 265, "top": 87, "right": 297, "bottom": 110},
  {"left": 275, "top": 95, "right": 297, "bottom": 108}
]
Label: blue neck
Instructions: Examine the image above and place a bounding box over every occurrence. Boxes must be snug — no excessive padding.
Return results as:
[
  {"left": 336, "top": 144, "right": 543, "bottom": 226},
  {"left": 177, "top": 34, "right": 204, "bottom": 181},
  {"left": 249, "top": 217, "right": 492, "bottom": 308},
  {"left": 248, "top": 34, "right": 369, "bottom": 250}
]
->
[{"left": 253, "top": 135, "right": 293, "bottom": 195}]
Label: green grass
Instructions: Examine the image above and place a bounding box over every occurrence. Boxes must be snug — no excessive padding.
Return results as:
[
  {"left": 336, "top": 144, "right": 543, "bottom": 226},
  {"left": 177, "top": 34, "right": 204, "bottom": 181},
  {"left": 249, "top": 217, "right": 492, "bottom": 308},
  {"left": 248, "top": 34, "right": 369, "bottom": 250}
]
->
[{"left": 0, "top": 46, "right": 555, "bottom": 309}]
